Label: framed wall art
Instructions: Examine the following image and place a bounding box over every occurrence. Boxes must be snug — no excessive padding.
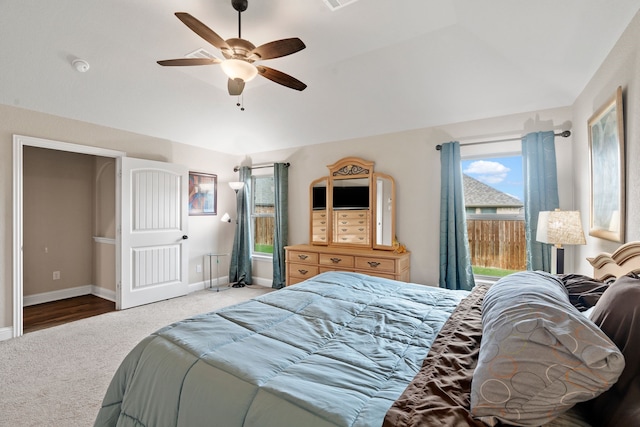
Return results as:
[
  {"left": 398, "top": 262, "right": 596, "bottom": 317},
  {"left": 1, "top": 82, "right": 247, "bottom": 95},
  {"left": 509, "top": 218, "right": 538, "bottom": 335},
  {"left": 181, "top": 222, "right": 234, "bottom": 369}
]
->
[
  {"left": 189, "top": 172, "right": 217, "bottom": 216},
  {"left": 588, "top": 86, "right": 625, "bottom": 242}
]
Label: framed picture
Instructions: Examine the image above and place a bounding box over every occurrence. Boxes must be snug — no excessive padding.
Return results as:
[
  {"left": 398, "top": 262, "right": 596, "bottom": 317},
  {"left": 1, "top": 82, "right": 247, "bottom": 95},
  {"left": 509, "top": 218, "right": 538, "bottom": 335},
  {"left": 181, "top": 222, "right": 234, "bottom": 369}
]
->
[
  {"left": 189, "top": 172, "right": 217, "bottom": 216},
  {"left": 588, "top": 86, "right": 625, "bottom": 242}
]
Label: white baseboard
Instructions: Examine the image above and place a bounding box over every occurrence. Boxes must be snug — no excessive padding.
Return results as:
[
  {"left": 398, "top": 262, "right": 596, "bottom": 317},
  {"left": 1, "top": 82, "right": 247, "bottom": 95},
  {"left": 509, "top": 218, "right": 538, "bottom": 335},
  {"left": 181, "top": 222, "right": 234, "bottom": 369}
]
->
[
  {"left": 189, "top": 275, "right": 273, "bottom": 291},
  {"left": 91, "top": 286, "right": 116, "bottom": 302},
  {"left": 0, "top": 327, "right": 13, "bottom": 341},
  {"left": 252, "top": 277, "right": 273, "bottom": 288},
  {"left": 23, "top": 285, "right": 94, "bottom": 307},
  {"left": 23, "top": 285, "right": 116, "bottom": 306}
]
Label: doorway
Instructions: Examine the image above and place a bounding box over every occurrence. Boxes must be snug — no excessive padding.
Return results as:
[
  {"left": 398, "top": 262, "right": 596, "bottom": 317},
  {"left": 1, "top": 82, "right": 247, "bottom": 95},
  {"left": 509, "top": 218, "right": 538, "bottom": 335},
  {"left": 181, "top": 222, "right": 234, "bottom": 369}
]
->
[
  {"left": 12, "top": 135, "right": 125, "bottom": 337},
  {"left": 13, "top": 135, "right": 190, "bottom": 338}
]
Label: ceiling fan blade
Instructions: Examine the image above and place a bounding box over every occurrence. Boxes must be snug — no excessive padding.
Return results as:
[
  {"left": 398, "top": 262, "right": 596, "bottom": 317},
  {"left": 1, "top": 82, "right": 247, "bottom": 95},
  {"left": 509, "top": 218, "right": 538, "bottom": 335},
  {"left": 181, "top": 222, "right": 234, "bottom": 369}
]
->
[
  {"left": 251, "top": 38, "right": 306, "bottom": 60},
  {"left": 257, "top": 66, "right": 307, "bottom": 91},
  {"left": 228, "top": 78, "right": 245, "bottom": 96},
  {"left": 157, "top": 58, "right": 221, "bottom": 66},
  {"left": 175, "top": 12, "right": 230, "bottom": 52}
]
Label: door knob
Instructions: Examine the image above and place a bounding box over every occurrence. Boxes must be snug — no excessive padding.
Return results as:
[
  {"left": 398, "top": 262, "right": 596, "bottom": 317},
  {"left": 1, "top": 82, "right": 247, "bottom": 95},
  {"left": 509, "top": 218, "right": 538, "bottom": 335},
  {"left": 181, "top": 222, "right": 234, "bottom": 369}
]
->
[{"left": 182, "top": 235, "right": 189, "bottom": 240}]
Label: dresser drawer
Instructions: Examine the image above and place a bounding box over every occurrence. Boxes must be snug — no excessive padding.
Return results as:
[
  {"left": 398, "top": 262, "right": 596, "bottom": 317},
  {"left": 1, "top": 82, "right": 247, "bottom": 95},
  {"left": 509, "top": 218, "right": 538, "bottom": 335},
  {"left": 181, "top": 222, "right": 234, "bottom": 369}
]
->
[
  {"left": 334, "top": 210, "right": 368, "bottom": 220},
  {"left": 355, "top": 257, "right": 395, "bottom": 272},
  {"left": 312, "top": 234, "right": 328, "bottom": 243},
  {"left": 312, "top": 217, "right": 329, "bottom": 226},
  {"left": 288, "top": 276, "right": 308, "bottom": 286},
  {"left": 335, "top": 218, "right": 368, "bottom": 227},
  {"left": 313, "top": 224, "right": 328, "bottom": 234},
  {"left": 334, "top": 224, "right": 368, "bottom": 234},
  {"left": 319, "top": 253, "right": 354, "bottom": 268},
  {"left": 313, "top": 210, "right": 328, "bottom": 218},
  {"left": 335, "top": 234, "right": 370, "bottom": 244},
  {"left": 288, "top": 250, "right": 319, "bottom": 264},
  {"left": 289, "top": 263, "right": 319, "bottom": 279}
]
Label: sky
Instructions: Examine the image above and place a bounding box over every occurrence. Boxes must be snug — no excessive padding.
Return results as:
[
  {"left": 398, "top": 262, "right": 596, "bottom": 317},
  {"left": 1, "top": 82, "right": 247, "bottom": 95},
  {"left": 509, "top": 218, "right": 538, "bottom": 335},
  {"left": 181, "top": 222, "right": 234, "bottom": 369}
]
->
[{"left": 462, "top": 156, "right": 524, "bottom": 201}]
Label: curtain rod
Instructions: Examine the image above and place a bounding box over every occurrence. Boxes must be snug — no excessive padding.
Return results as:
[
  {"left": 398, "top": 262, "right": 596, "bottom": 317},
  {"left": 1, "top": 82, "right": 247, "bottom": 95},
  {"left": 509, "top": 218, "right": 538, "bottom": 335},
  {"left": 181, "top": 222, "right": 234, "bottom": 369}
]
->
[
  {"left": 233, "top": 162, "right": 290, "bottom": 172},
  {"left": 434, "top": 130, "right": 571, "bottom": 151}
]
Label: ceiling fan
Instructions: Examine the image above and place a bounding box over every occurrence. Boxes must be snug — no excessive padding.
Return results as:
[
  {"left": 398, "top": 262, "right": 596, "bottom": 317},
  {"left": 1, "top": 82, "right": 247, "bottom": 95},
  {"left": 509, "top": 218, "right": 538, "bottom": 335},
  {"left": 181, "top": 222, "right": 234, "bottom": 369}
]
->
[{"left": 157, "top": 0, "right": 307, "bottom": 96}]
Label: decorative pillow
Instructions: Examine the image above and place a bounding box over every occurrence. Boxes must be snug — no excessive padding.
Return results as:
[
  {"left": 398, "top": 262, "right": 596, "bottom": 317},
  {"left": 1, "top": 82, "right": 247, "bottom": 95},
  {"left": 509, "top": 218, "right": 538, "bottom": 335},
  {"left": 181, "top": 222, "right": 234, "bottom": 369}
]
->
[
  {"left": 587, "top": 274, "right": 640, "bottom": 427},
  {"left": 558, "top": 273, "right": 609, "bottom": 311},
  {"left": 470, "top": 271, "right": 625, "bottom": 426}
]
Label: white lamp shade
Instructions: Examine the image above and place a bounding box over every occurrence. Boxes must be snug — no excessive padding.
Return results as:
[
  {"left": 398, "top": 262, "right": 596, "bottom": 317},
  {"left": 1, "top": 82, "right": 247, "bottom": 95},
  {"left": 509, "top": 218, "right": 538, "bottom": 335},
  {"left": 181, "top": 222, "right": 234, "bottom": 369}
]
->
[
  {"left": 220, "top": 213, "right": 231, "bottom": 223},
  {"left": 220, "top": 59, "right": 258, "bottom": 82},
  {"left": 229, "top": 181, "right": 245, "bottom": 192},
  {"left": 536, "top": 210, "right": 586, "bottom": 246}
]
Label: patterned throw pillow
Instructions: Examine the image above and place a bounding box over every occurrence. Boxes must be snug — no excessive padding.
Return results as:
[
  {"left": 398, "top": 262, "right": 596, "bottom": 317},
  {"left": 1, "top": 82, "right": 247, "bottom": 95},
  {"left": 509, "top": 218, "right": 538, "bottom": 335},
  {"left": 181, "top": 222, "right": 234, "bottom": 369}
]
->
[{"left": 470, "top": 271, "right": 625, "bottom": 426}]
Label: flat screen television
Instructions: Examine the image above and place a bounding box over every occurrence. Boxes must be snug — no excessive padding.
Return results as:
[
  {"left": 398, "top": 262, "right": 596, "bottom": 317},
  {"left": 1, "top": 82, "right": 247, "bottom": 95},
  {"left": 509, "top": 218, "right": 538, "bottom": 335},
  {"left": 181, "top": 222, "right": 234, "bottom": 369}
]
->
[
  {"left": 333, "top": 186, "right": 369, "bottom": 210},
  {"left": 312, "top": 187, "right": 327, "bottom": 210}
]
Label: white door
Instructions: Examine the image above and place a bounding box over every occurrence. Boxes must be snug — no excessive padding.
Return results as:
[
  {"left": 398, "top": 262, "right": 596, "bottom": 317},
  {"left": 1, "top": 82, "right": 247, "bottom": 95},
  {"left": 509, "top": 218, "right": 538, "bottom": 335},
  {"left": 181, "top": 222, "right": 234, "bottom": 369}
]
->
[{"left": 119, "top": 157, "right": 189, "bottom": 309}]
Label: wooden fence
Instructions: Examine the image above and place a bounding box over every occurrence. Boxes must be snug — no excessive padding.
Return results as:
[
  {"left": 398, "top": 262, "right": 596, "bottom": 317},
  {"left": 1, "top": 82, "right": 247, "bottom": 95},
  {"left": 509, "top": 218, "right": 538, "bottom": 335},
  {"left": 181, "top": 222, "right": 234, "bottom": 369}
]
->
[
  {"left": 467, "top": 217, "right": 526, "bottom": 271},
  {"left": 255, "top": 216, "right": 274, "bottom": 247}
]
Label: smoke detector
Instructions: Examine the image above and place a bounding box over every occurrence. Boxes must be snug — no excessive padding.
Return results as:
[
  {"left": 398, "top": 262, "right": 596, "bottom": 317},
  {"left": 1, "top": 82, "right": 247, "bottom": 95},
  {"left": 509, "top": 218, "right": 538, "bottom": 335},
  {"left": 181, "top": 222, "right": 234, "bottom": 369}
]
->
[{"left": 72, "top": 59, "right": 90, "bottom": 73}]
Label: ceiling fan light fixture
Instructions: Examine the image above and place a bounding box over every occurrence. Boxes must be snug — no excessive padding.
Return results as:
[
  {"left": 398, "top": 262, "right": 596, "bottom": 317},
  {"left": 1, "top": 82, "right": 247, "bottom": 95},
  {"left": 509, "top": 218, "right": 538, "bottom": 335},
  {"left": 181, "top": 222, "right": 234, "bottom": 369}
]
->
[{"left": 221, "top": 59, "right": 258, "bottom": 82}]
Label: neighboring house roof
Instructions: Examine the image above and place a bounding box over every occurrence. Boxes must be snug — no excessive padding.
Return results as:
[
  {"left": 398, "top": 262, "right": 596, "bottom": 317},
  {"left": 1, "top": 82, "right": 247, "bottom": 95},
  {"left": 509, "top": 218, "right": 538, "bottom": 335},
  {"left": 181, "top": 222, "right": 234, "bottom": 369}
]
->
[{"left": 463, "top": 174, "right": 523, "bottom": 208}]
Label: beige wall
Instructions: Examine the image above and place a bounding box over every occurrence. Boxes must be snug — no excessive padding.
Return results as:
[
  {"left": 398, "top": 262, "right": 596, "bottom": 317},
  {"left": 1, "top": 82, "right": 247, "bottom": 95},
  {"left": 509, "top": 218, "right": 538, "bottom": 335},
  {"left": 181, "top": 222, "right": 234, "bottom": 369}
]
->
[
  {"left": 23, "top": 147, "right": 95, "bottom": 296},
  {"left": 572, "top": 11, "right": 640, "bottom": 272},
  {"left": 94, "top": 157, "right": 116, "bottom": 294}
]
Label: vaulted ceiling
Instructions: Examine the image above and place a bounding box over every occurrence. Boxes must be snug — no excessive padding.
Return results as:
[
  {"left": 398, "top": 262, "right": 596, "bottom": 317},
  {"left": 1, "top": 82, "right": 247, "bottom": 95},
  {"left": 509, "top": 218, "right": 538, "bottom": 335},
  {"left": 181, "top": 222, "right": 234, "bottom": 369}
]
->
[{"left": 1, "top": 0, "right": 639, "bottom": 155}]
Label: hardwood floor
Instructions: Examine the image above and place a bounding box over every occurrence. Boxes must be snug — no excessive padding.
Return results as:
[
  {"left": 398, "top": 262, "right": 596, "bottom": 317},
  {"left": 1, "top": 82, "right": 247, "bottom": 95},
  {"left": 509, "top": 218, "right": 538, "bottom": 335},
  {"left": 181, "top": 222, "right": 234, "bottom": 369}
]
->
[{"left": 23, "top": 295, "right": 115, "bottom": 333}]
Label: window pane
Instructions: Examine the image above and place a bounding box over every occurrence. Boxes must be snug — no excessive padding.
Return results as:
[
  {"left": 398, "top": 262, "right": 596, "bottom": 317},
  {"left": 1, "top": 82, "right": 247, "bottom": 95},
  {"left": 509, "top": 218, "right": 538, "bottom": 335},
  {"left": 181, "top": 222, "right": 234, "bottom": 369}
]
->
[
  {"left": 462, "top": 156, "right": 525, "bottom": 277},
  {"left": 252, "top": 176, "right": 275, "bottom": 254}
]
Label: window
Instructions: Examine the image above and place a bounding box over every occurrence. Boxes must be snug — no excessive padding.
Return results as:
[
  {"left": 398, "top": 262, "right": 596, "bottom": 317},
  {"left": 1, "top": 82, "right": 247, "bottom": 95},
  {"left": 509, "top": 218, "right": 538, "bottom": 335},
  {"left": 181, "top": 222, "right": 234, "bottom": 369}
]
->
[
  {"left": 462, "top": 155, "right": 525, "bottom": 278},
  {"left": 251, "top": 175, "right": 275, "bottom": 255}
]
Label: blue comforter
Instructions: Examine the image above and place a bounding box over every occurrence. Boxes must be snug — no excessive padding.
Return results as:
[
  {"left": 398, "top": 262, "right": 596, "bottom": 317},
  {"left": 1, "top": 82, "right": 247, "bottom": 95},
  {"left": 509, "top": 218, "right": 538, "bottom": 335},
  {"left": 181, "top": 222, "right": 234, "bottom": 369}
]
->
[{"left": 94, "top": 272, "right": 468, "bottom": 427}]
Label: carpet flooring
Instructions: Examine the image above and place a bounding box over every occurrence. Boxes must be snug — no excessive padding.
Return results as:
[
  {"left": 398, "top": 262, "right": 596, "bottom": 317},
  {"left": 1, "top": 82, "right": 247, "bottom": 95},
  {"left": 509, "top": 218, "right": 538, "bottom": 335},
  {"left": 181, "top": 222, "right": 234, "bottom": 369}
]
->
[{"left": 0, "top": 286, "right": 273, "bottom": 427}]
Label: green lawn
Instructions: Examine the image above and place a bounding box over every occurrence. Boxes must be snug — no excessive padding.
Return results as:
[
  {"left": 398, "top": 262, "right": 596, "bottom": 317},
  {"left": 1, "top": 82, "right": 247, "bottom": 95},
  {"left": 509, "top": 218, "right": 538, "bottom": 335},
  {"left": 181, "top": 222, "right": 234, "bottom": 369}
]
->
[
  {"left": 254, "top": 244, "right": 274, "bottom": 254},
  {"left": 472, "top": 266, "right": 520, "bottom": 278}
]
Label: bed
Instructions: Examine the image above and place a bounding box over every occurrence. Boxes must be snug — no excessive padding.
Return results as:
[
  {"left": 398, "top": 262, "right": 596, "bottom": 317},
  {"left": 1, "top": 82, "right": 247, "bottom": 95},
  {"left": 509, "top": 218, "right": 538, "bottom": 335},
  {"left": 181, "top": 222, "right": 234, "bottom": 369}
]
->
[{"left": 94, "top": 243, "right": 640, "bottom": 427}]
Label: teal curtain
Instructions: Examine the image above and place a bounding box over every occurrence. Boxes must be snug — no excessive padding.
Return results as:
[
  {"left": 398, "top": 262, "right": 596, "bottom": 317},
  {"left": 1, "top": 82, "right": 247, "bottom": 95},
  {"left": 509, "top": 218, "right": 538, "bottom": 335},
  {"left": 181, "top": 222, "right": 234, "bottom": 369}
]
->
[
  {"left": 439, "top": 142, "right": 475, "bottom": 290},
  {"left": 229, "top": 166, "right": 252, "bottom": 286},
  {"left": 272, "top": 163, "right": 288, "bottom": 289},
  {"left": 522, "top": 131, "right": 559, "bottom": 272}
]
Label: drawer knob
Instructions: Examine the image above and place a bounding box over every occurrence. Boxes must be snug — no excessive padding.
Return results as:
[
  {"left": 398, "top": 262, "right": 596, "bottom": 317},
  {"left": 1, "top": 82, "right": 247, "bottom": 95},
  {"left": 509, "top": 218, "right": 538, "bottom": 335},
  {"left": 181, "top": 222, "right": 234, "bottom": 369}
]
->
[
  {"left": 298, "top": 254, "right": 308, "bottom": 260},
  {"left": 341, "top": 228, "right": 347, "bottom": 232},
  {"left": 367, "top": 261, "right": 381, "bottom": 268},
  {"left": 298, "top": 269, "right": 309, "bottom": 275},
  {"left": 330, "top": 257, "right": 342, "bottom": 264}
]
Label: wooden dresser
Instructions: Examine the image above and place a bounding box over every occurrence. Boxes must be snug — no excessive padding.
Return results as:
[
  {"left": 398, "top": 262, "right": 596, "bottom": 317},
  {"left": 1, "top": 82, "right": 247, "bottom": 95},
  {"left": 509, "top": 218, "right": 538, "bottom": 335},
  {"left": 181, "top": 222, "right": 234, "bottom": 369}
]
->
[{"left": 285, "top": 244, "right": 410, "bottom": 286}]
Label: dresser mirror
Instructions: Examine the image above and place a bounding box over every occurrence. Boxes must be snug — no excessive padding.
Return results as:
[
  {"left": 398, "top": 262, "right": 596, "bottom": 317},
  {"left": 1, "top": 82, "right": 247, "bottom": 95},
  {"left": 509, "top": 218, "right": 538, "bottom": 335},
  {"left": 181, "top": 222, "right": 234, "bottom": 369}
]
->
[
  {"left": 309, "top": 157, "right": 396, "bottom": 251},
  {"left": 310, "top": 177, "right": 328, "bottom": 245},
  {"left": 373, "top": 173, "right": 395, "bottom": 250}
]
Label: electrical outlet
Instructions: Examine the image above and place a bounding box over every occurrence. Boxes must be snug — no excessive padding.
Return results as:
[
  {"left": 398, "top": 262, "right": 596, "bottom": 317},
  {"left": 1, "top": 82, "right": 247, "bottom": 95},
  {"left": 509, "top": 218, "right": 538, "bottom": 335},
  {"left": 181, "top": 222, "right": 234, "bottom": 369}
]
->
[
  {"left": 196, "top": 264, "right": 202, "bottom": 273},
  {"left": 53, "top": 271, "right": 60, "bottom": 280}
]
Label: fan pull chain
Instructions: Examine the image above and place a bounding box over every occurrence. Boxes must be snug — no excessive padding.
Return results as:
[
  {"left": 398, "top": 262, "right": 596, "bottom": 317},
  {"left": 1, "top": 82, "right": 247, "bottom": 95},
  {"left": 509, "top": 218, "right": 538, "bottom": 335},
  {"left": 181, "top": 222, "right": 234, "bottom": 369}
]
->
[{"left": 236, "top": 94, "right": 245, "bottom": 111}]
